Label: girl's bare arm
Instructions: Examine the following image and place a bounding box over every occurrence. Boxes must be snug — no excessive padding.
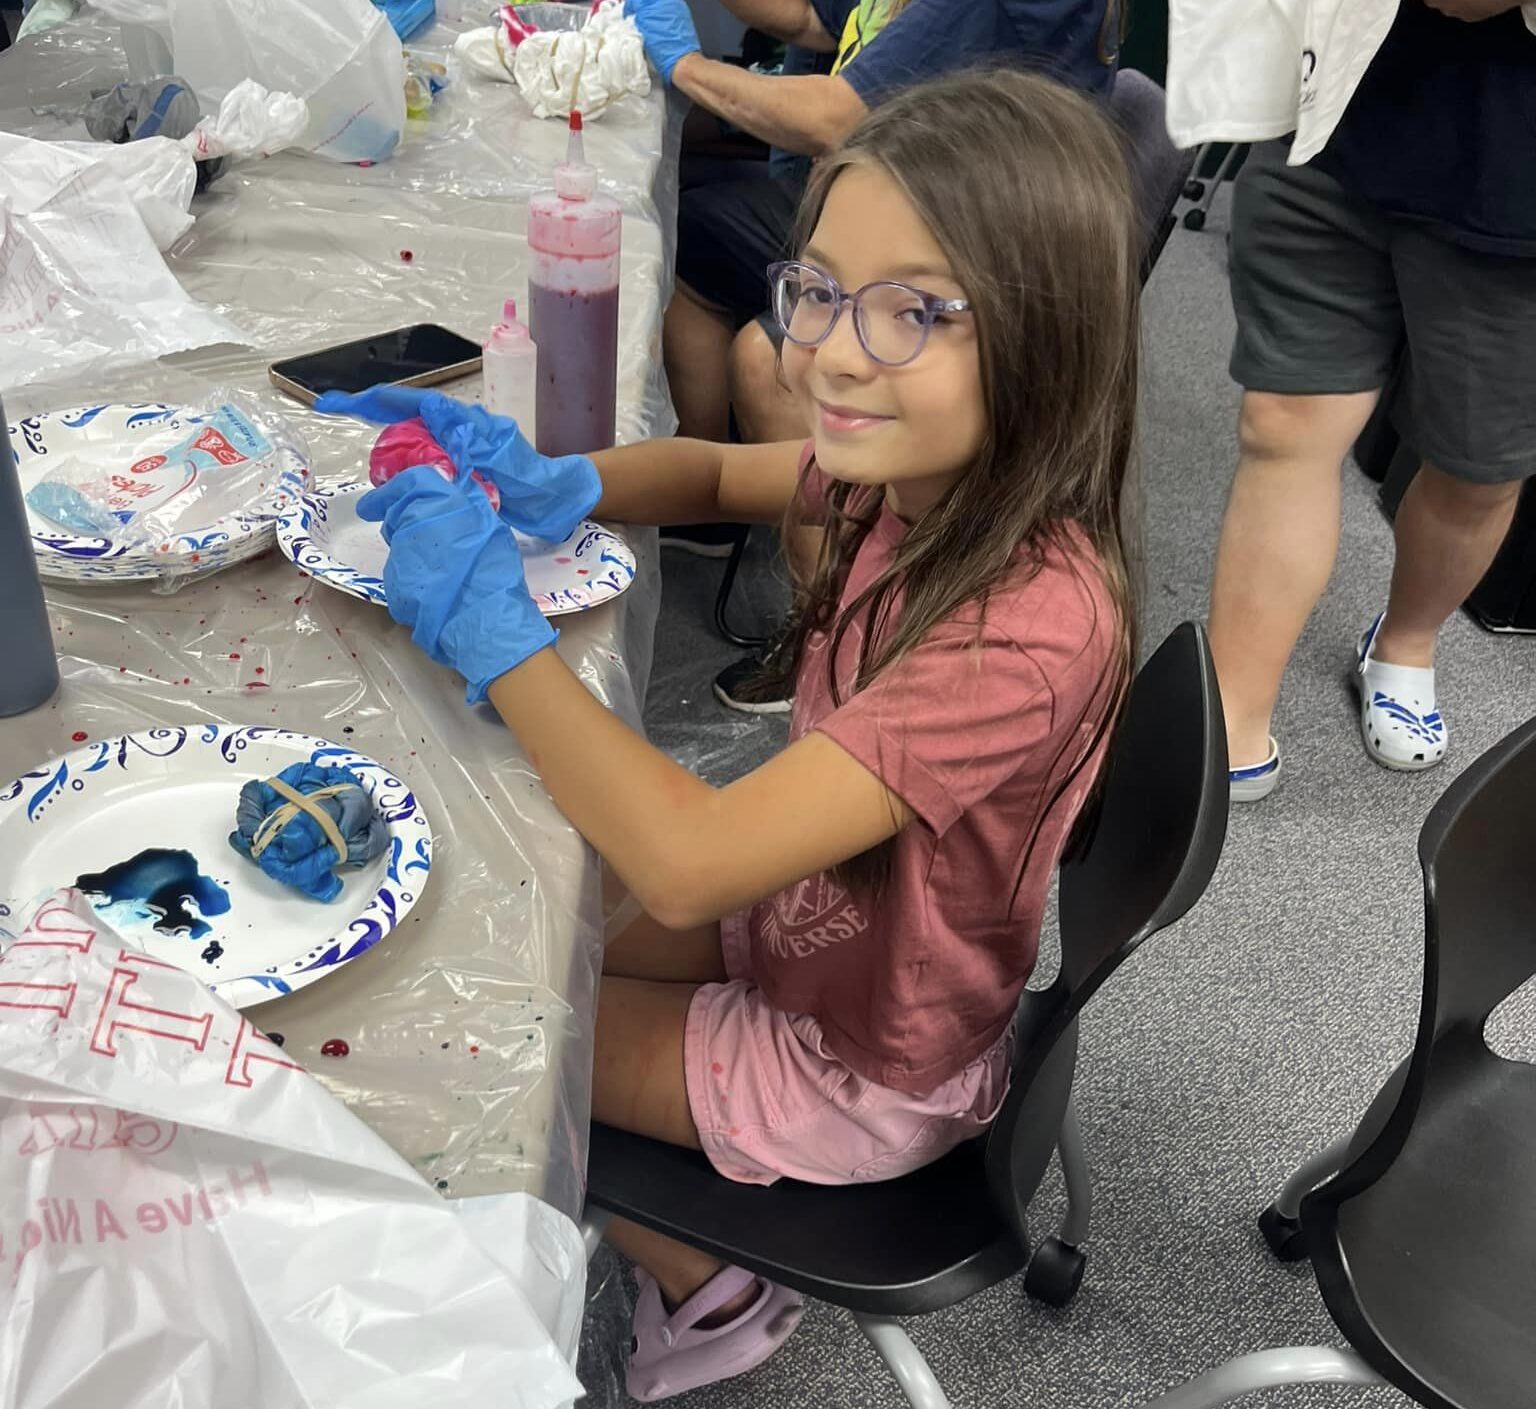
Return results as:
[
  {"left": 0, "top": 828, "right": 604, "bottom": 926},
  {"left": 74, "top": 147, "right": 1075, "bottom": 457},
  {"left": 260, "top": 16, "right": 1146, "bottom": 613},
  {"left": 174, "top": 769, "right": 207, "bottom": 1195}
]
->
[
  {"left": 487, "top": 649, "right": 912, "bottom": 930},
  {"left": 590, "top": 438, "right": 804, "bottom": 527}
]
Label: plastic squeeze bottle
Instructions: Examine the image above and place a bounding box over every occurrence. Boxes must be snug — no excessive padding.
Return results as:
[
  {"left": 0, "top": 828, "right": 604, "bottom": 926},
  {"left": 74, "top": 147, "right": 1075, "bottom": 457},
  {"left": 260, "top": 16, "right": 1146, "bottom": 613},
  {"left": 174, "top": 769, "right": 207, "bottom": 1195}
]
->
[
  {"left": 527, "top": 111, "right": 621, "bottom": 457},
  {"left": 0, "top": 400, "right": 62, "bottom": 717},
  {"left": 483, "top": 298, "right": 538, "bottom": 437}
]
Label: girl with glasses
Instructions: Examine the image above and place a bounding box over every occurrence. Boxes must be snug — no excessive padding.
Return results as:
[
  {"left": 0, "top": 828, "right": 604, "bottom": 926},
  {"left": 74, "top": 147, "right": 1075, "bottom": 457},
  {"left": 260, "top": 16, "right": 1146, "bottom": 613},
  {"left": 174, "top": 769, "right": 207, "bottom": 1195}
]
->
[{"left": 324, "top": 66, "right": 1141, "bottom": 1401}]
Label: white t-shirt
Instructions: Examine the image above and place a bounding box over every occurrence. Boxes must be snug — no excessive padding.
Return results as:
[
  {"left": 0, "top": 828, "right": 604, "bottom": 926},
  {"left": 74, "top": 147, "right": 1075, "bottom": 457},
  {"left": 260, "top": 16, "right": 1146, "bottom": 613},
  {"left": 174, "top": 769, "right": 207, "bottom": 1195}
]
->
[{"left": 1166, "top": 0, "right": 1536, "bottom": 164}]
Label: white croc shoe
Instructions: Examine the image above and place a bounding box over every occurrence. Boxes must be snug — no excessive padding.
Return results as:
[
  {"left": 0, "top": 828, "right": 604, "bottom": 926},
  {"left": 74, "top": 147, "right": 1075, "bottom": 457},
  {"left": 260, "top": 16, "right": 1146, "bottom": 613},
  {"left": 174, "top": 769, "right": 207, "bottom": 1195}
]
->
[
  {"left": 1229, "top": 736, "right": 1282, "bottom": 803},
  {"left": 1354, "top": 613, "right": 1447, "bottom": 772}
]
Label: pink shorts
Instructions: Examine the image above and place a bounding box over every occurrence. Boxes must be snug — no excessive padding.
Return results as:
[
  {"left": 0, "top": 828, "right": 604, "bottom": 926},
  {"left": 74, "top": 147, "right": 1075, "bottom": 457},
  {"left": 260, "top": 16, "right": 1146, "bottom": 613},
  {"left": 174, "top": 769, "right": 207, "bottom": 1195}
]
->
[{"left": 683, "top": 915, "right": 1013, "bottom": 1186}]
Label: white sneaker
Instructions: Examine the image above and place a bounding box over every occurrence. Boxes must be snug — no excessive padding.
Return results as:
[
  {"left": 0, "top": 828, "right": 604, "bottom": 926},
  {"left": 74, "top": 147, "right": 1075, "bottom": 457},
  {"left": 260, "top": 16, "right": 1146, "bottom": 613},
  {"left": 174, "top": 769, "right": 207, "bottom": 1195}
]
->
[
  {"left": 1229, "top": 736, "right": 1282, "bottom": 803},
  {"left": 1354, "top": 613, "right": 1447, "bottom": 772}
]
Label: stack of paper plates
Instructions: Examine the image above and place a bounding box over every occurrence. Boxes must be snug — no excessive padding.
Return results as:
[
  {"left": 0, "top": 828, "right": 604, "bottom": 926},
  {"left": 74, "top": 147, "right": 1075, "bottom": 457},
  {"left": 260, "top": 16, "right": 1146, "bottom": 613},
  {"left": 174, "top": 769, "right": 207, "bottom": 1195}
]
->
[{"left": 11, "top": 402, "right": 308, "bottom": 586}]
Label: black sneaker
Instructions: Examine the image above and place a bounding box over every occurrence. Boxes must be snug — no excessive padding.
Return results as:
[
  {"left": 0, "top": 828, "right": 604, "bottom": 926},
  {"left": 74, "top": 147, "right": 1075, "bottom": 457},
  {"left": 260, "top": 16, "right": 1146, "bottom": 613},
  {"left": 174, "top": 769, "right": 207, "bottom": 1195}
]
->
[
  {"left": 659, "top": 523, "right": 741, "bottom": 558},
  {"left": 712, "top": 653, "right": 793, "bottom": 715}
]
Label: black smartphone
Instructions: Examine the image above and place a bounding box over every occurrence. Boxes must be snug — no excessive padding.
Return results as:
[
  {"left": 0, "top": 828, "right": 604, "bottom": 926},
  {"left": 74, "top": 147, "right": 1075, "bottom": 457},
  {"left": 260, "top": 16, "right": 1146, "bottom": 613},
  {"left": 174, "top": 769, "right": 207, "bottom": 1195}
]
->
[{"left": 269, "top": 324, "right": 482, "bottom": 406}]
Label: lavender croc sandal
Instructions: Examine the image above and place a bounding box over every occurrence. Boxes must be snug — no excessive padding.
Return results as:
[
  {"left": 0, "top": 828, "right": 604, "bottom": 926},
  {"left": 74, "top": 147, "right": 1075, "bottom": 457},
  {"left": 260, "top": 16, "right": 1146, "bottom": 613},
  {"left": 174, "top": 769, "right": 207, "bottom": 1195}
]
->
[{"left": 626, "top": 1266, "right": 804, "bottom": 1402}]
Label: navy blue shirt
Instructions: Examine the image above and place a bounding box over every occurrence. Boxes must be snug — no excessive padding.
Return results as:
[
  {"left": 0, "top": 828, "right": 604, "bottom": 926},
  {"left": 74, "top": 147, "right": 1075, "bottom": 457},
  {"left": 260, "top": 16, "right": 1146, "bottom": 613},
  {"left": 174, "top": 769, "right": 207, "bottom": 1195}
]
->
[
  {"left": 1319, "top": 4, "right": 1536, "bottom": 254},
  {"left": 808, "top": 0, "right": 1118, "bottom": 106}
]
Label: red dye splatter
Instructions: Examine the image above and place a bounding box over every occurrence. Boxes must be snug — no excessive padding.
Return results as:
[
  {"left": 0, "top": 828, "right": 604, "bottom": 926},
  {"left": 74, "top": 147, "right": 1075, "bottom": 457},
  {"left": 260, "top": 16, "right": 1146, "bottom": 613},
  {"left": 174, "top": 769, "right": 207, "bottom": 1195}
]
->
[
  {"left": 229, "top": 652, "right": 241, "bottom": 660},
  {"left": 181, "top": 677, "right": 191, "bottom": 685},
  {"left": 710, "top": 1061, "right": 723, "bottom": 1074},
  {"left": 554, "top": 556, "right": 572, "bottom": 565},
  {"left": 320, "top": 1038, "right": 350, "bottom": 1057},
  {"left": 293, "top": 596, "right": 303, "bottom": 606},
  {"left": 358, "top": 160, "right": 374, "bottom": 168},
  {"left": 70, "top": 731, "right": 88, "bottom": 743},
  {"left": 246, "top": 682, "right": 270, "bottom": 691},
  {"left": 576, "top": 568, "right": 589, "bottom": 576},
  {"left": 254, "top": 666, "right": 265, "bottom": 676},
  {"left": 399, "top": 249, "right": 414, "bottom": 262},
  {"left": 469, "top": 1045, "right": 480, "bottom": 1055},
  {"left": 118, "top": 666, "right": 126, "bottom": 673},
  {"left": 239, "top": 637, "right": 248, "bottom": 644}
]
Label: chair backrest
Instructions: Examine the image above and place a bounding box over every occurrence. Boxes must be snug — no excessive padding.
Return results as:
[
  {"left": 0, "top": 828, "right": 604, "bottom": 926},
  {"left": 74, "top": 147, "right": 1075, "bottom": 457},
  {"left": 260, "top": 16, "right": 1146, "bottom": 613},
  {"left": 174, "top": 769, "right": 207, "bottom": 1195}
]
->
[
  {"left": 984, "top": 621, "right": 1229, "bottom": 1236},
  {"left": 1109, "top": 68, "right": 1195, "bottom": 283},
  {"left": 1309, "top": 714, "right": 1536, "bottom": 1207}
]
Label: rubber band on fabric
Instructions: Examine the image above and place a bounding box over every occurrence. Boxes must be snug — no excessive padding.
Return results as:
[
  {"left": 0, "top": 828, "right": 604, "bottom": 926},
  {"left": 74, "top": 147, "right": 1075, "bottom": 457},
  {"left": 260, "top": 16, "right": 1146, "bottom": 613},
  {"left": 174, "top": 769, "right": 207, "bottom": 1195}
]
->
[{"left": 249, "top": 777, "right": 357, "bottom": 861}]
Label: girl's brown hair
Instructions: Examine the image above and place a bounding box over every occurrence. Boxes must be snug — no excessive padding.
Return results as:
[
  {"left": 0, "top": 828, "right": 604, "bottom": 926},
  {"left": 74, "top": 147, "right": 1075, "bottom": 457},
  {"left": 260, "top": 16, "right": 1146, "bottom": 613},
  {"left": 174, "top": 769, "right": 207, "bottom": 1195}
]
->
[{"left": 766, "top": 67, "right": 1143, "bottom": 893}]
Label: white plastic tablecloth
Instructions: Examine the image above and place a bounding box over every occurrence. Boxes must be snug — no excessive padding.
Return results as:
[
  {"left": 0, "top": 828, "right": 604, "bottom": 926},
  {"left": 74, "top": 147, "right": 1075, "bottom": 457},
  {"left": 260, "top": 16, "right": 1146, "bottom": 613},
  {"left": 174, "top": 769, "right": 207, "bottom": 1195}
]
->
[{"left": 0, "top": 5, "right": 680, "bottom": 1222}]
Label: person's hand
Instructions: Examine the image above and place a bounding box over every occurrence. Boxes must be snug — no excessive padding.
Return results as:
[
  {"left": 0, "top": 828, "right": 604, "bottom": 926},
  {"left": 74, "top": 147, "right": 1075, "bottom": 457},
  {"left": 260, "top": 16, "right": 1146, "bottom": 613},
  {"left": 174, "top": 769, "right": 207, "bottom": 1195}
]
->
[
  {"left": 1422, "top": 0, "right": 1521, "bottom": 18},
  {"left": 317, "top": 386, "right": 601, "bottom": 542},
  {"left": 624, "top": 0, "right": 702, "bottom": 83},
  {"left": 357, "top": 466, "right": 557, "bottom": 702}
]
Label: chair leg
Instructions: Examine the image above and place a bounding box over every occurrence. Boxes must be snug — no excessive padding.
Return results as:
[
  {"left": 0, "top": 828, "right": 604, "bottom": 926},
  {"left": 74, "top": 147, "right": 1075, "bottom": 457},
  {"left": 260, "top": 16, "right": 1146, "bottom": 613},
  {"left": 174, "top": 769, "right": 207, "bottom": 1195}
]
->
[
  {"left": 1274, "top": 1135, "right": 1353, "bottom": 1220},
  {"left": 1182, "top": 143, "right": 1247, "bottom": 231},
  {"left": 1024, "top": 1096, "right": 1091, "bottom": 1307},
  {"left": 712, "top": 525, "right": 769, "bottom": 651},
  {"left": 1057, "top": 1093, "right": 1091, "bottom": 1247},
  {"left": 1141, "top": 1347, "right": 1384, "bottom": 1408},
  {"left": 1258, "top": 1133, "right": 1353, "bottom": 1261},
  {"left": 853, "top": 1313, "right": 952, "bottom": 1409},
  {"left": 579, "top": 1209, "right": 611, "bottom": 1263}
]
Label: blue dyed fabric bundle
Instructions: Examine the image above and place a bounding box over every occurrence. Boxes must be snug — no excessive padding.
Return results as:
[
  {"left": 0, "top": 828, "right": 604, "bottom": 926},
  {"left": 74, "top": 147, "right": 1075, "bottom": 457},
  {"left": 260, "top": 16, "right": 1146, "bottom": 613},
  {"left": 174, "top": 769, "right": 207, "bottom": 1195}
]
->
[{"left": 229, "top": 763, "right": 388, "bottom": 903}]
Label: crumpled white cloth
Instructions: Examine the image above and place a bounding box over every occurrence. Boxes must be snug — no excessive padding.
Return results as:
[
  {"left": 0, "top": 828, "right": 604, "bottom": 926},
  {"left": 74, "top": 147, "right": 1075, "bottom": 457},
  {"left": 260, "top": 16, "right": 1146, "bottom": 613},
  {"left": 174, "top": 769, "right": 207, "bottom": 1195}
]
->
[{"left": 454, "top": 0, "right": 650, "bottom": 120}]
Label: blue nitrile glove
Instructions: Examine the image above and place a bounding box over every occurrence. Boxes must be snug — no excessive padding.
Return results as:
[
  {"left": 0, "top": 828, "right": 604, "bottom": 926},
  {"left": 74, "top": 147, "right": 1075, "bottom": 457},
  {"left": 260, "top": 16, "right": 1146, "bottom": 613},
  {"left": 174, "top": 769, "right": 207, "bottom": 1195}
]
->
[
  {"left": 315, "top": 386, "right": 601, "bottom": 542},
  {"left": 357, "top": 465, "right": 557, "bottom": 702},
  {"left": 625, "top": 0, "right": 701, "bottom": 84},
  {"left": 315, "top": 384, "right": 431, "bottom": 423}
]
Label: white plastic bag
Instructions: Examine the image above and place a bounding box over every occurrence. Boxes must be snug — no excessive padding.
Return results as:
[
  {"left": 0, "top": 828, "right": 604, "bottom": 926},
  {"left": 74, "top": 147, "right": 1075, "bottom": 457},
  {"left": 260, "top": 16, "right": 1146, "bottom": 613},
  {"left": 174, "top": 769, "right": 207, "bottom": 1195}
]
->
[
  {"left": 167, "top": 0, "right": 406, "bottom": 163},
  {"left": 182, "top": 79, "right": 311, "bottom": 162},
  {"left": 0, "top": 890, "right": 587, "bottom": 1409},
  {"left": 48, "top": 135, "right": 195, "bottom": 250},
  {"left": 0, "top": 132, "right": 246, "bottom": 391}
]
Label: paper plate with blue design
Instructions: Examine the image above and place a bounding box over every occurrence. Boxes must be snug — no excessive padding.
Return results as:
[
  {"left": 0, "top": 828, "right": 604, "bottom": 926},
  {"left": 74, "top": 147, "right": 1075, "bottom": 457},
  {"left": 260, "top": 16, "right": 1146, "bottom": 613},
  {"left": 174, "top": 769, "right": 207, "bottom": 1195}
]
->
[
  {"left": 0, "top": 725, "right": 432, "bottom": 1009},
  {"left": 276, "top": 481, "right": 638, "bottom": 617},
  {"left": 10, "top": 401, "right": 309, "bottom": 585}
]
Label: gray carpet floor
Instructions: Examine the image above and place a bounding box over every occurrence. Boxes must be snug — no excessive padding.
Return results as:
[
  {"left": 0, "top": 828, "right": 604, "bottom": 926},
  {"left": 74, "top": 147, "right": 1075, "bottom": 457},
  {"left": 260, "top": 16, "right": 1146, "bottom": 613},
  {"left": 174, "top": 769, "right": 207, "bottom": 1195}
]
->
[{"left": 580, "top": 189, "right": 1536, "bottom": 1408}]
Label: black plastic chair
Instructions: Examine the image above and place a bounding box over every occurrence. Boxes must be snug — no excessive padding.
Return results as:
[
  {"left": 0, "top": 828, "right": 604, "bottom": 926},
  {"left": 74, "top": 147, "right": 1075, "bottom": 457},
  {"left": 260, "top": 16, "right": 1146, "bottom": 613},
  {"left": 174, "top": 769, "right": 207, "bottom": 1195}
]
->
[
  {"left": 1146, "top": 713, "right": 1536, "bottom": 1409},
  {"left": 586, "top": 622, "right": 1229, "bottom": 1407},
  {"left": 710, "top": 68, "right": 1196, "bottom": 646}
]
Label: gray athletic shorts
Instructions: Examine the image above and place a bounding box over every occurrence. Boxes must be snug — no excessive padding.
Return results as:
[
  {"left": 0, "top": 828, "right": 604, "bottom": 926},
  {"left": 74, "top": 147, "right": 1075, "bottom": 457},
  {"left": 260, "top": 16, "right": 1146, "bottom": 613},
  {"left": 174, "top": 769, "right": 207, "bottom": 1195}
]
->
[{"left": 1229, "top": 139, "right": 1536, "bottom": 484}]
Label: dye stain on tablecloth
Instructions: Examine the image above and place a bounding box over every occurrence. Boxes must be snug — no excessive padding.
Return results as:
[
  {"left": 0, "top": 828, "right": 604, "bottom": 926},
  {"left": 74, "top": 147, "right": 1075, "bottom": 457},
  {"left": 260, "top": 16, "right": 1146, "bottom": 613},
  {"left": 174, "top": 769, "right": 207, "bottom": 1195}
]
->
[{"left": 76, "top": 847, "right": 231, "bottom": 942}]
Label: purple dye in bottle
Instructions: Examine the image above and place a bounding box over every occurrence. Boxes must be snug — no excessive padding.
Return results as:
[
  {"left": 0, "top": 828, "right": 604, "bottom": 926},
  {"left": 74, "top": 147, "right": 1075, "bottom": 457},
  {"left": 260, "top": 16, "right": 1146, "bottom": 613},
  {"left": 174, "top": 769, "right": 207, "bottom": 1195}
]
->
[
  {"left": 527, "top": 111, "right": 622, "bottom": 459},
  {"left": 529, "top": 283, "right": 619, "bottom": 458}
]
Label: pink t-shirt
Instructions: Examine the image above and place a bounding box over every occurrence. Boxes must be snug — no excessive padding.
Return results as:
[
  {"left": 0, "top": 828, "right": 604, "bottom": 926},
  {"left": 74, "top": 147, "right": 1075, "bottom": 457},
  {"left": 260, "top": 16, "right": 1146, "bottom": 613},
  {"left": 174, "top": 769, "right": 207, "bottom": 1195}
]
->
[{"left": 742, "top": 454, "right": 1121, "bottom": 1095}]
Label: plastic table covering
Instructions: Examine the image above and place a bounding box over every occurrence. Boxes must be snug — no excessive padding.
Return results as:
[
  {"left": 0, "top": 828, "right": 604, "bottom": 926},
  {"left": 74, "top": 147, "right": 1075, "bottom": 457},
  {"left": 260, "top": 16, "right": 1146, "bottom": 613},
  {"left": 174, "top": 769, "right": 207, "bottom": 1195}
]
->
[{"left": 0, "top": 6, "right": 681, "bottom": 1222}]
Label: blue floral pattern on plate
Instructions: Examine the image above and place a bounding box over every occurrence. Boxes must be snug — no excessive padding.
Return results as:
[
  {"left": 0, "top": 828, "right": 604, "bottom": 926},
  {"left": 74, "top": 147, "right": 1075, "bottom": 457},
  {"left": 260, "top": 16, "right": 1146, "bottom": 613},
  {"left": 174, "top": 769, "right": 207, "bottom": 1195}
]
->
[
  {"left": 276, "top": 481, "right": 638, "bottom": 617},
  {"left": 0, "top": 725, "right": 432, "bottom": 1010}
]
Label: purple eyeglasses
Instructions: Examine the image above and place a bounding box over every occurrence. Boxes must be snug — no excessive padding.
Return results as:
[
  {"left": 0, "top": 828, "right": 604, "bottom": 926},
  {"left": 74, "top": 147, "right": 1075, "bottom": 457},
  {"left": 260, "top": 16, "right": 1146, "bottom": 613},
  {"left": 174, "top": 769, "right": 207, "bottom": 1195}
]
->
[{"left": 767, "top": 260, "right": 971, "bottom": 368}]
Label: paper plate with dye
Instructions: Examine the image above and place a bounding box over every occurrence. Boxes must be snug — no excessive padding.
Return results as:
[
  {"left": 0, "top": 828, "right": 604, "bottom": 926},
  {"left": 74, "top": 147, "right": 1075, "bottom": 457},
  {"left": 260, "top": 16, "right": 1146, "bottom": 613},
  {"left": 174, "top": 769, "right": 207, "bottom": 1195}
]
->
[
  {"left": 10, "top": 402, "right": 309, "bottom": 585},
  {"left": 276, "top": 481, "right": 638, "bottom": 616},
  {"left": 0, "top": 726, "right": 432, "bottom": 1009}
]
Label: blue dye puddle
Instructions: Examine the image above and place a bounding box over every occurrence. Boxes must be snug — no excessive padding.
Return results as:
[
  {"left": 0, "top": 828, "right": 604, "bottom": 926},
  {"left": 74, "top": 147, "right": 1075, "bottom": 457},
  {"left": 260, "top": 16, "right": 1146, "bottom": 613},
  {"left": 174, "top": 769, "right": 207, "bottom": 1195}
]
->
[{"left": 77, "top": 848, "right": 232, "bottom": 941}]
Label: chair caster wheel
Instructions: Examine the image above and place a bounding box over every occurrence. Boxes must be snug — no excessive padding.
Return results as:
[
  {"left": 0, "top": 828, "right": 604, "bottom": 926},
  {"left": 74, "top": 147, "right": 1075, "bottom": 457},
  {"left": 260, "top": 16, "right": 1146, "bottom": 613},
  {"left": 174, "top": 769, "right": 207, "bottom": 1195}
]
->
[
  {"left": 1183, "top": 208, "right": 1207, "bottom": 231},
  {"left": 1025, "top": 1237, "right": 1086, "bottom": 1308},
  {"left": 1182, "top": 178, "right": 1206, "bottom": 201},
  {"left": 1258, "top": 1203, "right": 1309, "bottom": 1262}
]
